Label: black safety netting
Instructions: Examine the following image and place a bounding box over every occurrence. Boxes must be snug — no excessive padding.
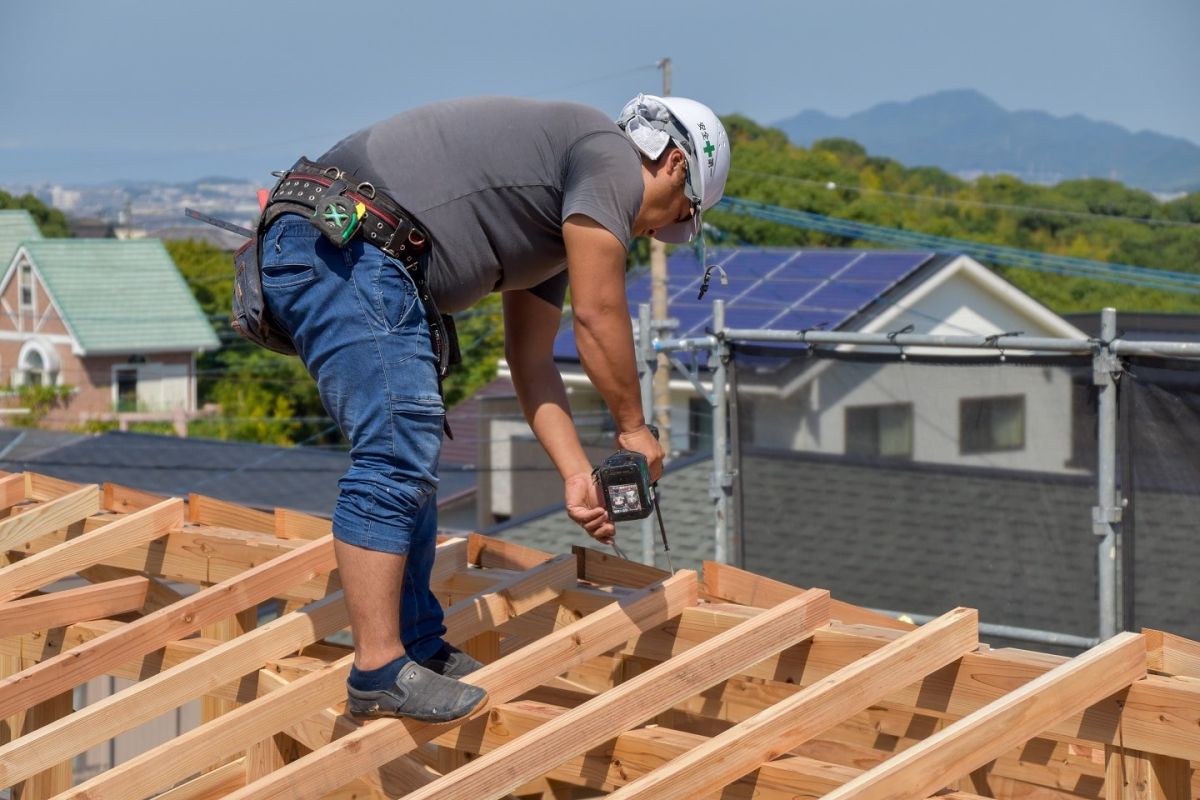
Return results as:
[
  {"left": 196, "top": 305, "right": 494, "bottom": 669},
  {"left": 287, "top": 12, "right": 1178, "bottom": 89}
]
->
[
  {"left": 1119, "top": 357, "right": 1200, "bottom": 642},
  {"left": 731, "top": 345, "right": 1120, "bottom": 652}
]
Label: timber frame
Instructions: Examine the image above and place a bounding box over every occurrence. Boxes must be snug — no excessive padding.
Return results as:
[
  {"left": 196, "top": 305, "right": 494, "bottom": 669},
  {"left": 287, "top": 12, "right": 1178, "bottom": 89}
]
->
[{"left": 0, "top": 471, "right": 1196, "bottom": 800}]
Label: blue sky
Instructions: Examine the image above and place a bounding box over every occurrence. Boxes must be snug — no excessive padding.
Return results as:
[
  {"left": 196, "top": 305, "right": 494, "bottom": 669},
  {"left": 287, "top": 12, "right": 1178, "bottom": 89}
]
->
[{"left": 2, "top": 0, "right": 1197, "bottom": 184}]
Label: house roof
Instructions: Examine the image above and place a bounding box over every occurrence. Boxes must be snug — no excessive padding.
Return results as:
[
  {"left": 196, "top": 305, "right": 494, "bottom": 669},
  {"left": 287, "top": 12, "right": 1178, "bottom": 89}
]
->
[
  {"left": 0, "top": 209, "right": 43, "bottom": 264},
  {"left": 0, "top": 430, "right": 474, "bottom": 518},
  {"left": 10, "top": 238, "right": 219, "bottom": 354},
  {"left": 1, "top": 471, "right": 1196, "bottom": 799},
  {"left": 553, "top": 248, "right": 944, "bottom": 362}
]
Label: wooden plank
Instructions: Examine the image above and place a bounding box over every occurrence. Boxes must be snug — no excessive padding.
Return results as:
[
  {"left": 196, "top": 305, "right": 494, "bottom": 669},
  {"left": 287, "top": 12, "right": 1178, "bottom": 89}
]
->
[
  {"left": 101, "top": 482, "right": 168, "bottom": 513},
  {"left": 0, "top": 534, "right": 335, "bottom": 722},
  {"left": 604, "top": 607, "right": 979, "bottom": 800},
  {"left": 0, "top": 537, "right": 474, "bottom": 787},
  {"left": 0, "top": 475, "right": 24, "bottom": 513},
  {"left": 24, "top": 473, "right": 84, "bottom": 502},
  {"left": 257, "top": 669, "right": 441, "bottom": 796},
  {"left": 0, "top": 484, "right": 98, "bottom": 553},
  {"left": 273, "top": 508, "right": 331, "bottom": 540},
  {"left": 402, "top": 588, "right": 832, "bottom": 800},
  {"left": 0, "top": 576, "right": 149, "bottom": 637},
  {"left": 702, "top": 560, "right": 915, "bottom": 631},
  {"left": 573, "top": 545, "right": 670, "bottom": 588},
  {"left": 152, "top": 759, "right": 247, "bottom": 800},
  {"left": 20, "top": 526, "right": 334, "bottom": 600},
  {"left": 1145, "top": 629, "right": 1200, "bottom": 679},
  {"left": 0, "top": 498, "right": 183, "bottom": 602},
  {"left": 816, "top": 632, "right": 1147, "bottom": 800},
  {"left": 189, "top": 493, "right": 276, "bottom": 534},
  {"left": 18, "top": 690, "right": 72, "bottom": 800},
  {"left": 433, "top": 701, "right": 986, "bottom": 800},
  {"left": 54, "top": 555, "right": 589, "bottom": 800},
  {"left": 222, "top": 571, "right": 698, "bottom": 800},
  {"left": 753, "top": 625, "right": 1200, "bottom": 764},
  {"left": 468, "top": 534, "right": 551, "bottom": 570},
  {"left": 77, "top": 564, "right": 185, "bottom": 613},
  {"left": 1104, "top": 747, "right": 1192, "bottom": 800}
]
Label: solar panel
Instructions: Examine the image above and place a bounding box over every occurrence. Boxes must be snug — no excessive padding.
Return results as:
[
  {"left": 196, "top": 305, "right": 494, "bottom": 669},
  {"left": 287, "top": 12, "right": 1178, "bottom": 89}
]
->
[{"left": 551, "top": 249, "right": 937, "bottom": 362}]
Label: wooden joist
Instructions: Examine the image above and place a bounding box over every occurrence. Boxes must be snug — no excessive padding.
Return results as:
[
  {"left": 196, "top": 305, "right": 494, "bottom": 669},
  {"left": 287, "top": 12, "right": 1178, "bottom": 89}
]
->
[
  {"left": 0, "top": 498, "right": 182, "bottom": 602},
  {"left": 820, "top": 631, "right": 1148, "bottom": 800},
  {"left": 605, "top": 607, "right": 981, "bottom": 800},
  {"left": 0, "top": 576, "right": 149, "bottom": 637},
  {"left": 0, "top": 471, "right": 1196, "bottom": 800},
  {"left": 402, "top": 588, "right": 833, "bottom": 800},
  {"left": 0, "top": 484, "right": 98, "bottom": 553},
  {"left": 55, "top": 554, "right": 587, "bottom": 800},
  {"left": 224, "top": 571, "right": 699, "bottom": 800}
]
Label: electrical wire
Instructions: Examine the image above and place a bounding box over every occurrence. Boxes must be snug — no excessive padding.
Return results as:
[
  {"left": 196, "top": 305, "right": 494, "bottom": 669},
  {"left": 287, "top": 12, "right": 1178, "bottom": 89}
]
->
[{"left": 732, "top": 169, "right": 1200, "bottom": 229}]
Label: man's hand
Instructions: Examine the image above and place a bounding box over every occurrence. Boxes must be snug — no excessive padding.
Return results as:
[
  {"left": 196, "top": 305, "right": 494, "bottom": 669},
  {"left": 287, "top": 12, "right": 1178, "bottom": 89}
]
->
[
  {"left": 565, "top": 472, "right": 615, "bottom": 545},
  {"left": 616, "top": 425, "right": 665, "bottom": 483}
]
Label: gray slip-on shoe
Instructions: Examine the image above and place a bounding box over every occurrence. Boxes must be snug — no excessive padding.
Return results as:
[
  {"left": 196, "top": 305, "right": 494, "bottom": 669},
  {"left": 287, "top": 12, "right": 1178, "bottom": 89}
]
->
[
  {"left": 419, "top": 643, "right": 483, "bottom": 680},
  {"left": 346, "top": 661, "right": 487, "bottom": 723}
]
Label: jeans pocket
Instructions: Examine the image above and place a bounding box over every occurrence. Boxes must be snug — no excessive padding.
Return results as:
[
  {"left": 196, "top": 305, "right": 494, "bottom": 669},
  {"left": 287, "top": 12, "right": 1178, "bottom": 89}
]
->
[
  {"left": 376, "top": 261, "right": 420, "bottom": 334},
  {"left": 262, "top": 221, "right": 322, "bottom": 289}
]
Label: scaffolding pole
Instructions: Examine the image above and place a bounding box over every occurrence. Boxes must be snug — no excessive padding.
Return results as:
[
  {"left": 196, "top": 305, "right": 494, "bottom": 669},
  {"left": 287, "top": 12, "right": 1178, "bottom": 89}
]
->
[{"left": 651, "top": 309, "right": 1200, "bottom": 647}]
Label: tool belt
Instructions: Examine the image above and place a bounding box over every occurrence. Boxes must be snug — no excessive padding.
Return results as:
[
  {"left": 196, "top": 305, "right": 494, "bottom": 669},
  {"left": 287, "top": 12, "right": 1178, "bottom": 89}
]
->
[{"left": 233, "top": 158, "right": 460, "bottom": 380}]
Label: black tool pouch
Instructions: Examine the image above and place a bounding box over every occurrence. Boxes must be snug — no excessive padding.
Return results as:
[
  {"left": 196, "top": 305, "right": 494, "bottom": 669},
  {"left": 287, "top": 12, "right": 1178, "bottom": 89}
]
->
[{"left": 231, "top": 237, "right": 298, "bottom": 356}]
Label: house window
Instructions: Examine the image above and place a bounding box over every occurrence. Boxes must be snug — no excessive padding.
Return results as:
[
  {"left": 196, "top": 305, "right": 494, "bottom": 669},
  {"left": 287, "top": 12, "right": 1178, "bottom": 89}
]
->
[
  {"left": 116, "top": 368, "right": 138, "bottom": 412},
  {"left": 689, "top": 397, "right": 713, "bottom": 453},
  {"left": 961, "top": 395, "right": 1025, "bottom": 454},
  {"left": 845, "top": 403, "right": 913, "bottom": 459},
  {"left": 20, "top": 264, "right": 32, "bottom": 309},
  {"left": 23, "top": 349, "right": 44, "bottom": 386}
]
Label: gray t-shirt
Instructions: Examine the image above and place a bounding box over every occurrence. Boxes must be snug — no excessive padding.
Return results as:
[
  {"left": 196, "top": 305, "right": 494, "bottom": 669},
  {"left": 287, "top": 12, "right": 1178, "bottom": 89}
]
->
[{"left": 320, "top": 97, "right": 645, "bottom": 313}]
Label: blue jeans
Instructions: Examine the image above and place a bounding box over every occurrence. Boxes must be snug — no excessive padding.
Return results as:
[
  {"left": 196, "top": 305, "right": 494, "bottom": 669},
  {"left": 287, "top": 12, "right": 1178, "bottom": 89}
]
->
[{"left": 260, "top": 214, "right": 447, "bottom": 662}]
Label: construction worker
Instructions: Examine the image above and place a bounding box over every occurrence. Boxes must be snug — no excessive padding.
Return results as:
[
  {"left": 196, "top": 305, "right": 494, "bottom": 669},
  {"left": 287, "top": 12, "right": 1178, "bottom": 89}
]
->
[{"left": 256, "top": 93, "right": 729, "bottom": 722}]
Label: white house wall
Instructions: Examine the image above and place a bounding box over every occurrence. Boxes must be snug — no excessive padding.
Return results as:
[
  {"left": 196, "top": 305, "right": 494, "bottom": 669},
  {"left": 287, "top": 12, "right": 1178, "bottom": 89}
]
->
[{"left": 743, "top": 359, "right": 1083, "bottom": 474}]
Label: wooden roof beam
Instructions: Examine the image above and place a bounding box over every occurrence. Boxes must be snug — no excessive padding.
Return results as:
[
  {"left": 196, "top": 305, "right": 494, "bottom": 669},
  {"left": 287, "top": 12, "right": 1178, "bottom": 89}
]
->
[
  {"left": 818, "top": 631, "right": 1147, "bottom": 800},
  {"left": 0, "top": 498, "right": 182, "bottom": 602},
  {"left": 188, "top": 492, "right": 276, "bottom": 534},
  {"left": 603, "top": 607, "right": 979, "bottom": 800},
  {"left": 224, "top": 571, "right": 698, "bottom": 800},
  {"left": 0, "top": 484, "right": 98, "bottom": 554},
  {"left": 0, "top": 533, "right": 336, "bottom": 723},
  {"left": 0, "top": 537, "right": 473, "bottom": 788},
  {"left": 1145, "top": 628, "right": 1200, "bottom": 679},
  {"left": 402, "top": 588, "right": 833, "bottom": 800},
  {"left": 702, "top": 560, "right": 915, "bottom": 631},
  {"left": 433, "top": 701, "right": 985, "bottom": 800},
  {"left": 54, "top": 554, "right": 582, "bottom": 800},
  {"left": 0, "top": 576, "right": 149, "bottom": 637},
  {"left": 0, "top": 474, "right": 25, "bottom": 514}
]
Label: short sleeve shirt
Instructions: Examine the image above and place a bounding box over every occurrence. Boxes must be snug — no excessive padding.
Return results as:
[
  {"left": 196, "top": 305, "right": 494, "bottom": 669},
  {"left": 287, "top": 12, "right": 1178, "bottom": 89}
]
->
[{"left": 319, "top": 97, "right": 645, "bottom": 313}]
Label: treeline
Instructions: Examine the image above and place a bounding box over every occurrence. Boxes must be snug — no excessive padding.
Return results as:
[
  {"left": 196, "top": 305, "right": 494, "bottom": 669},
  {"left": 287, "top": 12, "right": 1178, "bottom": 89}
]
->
[{"left": 707, "top": 116, "right": 1200, "bottom": 313}]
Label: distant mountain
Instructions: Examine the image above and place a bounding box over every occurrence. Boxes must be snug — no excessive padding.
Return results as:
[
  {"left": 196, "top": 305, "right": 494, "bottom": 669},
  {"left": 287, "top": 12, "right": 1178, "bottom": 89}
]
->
[{"left": 774, "top": 90, "right": 1200, "bottom": 194}]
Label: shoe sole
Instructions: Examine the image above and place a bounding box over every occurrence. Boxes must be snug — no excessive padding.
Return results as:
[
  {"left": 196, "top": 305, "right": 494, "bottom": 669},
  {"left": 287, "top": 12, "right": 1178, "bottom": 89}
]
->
[{"left": 347, "top": 689, "right": 488, "bottom": 724}]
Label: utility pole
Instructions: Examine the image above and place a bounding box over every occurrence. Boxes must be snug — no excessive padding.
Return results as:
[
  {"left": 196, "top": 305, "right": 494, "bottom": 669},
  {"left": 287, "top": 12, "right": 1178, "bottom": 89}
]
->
[{"left": 650, "top": 57, "right": 672, "bottom": 452}]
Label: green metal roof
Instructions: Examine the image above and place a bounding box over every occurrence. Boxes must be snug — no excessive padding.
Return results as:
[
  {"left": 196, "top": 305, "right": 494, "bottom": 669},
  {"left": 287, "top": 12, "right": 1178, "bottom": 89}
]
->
[
  {"left": 21, "top": 238, "right": 220, "bottom": 354},
  {"left": 0, "top": 210, "right": 43, "bottom": 265}
]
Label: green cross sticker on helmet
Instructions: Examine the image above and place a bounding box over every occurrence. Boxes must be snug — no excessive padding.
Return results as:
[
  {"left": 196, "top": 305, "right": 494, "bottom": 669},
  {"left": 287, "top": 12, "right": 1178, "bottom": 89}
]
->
[{"left": 616, "top": 93, "right": 730, "bottom": 244}]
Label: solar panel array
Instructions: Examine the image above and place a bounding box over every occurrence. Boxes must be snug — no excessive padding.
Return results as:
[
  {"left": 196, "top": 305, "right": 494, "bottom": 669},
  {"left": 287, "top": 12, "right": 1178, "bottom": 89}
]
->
[{"left": 553, "top": 248, "right": 935, "bottom": 361}]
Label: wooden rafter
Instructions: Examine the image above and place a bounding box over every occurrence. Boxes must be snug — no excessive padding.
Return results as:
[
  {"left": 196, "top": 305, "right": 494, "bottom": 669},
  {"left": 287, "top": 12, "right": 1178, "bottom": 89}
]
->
[{"left": 0, "top": 471, "right": 1195, "bottom": 800}]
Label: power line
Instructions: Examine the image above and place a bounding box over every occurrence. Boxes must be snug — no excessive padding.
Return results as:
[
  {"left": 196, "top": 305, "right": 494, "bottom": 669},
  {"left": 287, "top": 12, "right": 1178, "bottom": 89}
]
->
[
  {"left": 732, "top": 169, "right": 1200, "bottom": 228},
  {"left": 716, "top": 196, "right": 1200, "bottom": 295}
]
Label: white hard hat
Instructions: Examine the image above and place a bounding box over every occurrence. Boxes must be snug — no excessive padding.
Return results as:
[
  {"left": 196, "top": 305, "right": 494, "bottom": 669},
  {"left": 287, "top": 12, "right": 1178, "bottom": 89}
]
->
[{"left": 617, "top": 93, "right": 730, "bottom": 243}]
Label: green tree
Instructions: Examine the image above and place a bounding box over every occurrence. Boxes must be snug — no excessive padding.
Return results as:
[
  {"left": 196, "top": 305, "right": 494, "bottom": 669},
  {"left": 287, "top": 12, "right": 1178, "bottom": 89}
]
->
[{"left": 0, "top": 191, "right": 72, "bottom": 237}]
